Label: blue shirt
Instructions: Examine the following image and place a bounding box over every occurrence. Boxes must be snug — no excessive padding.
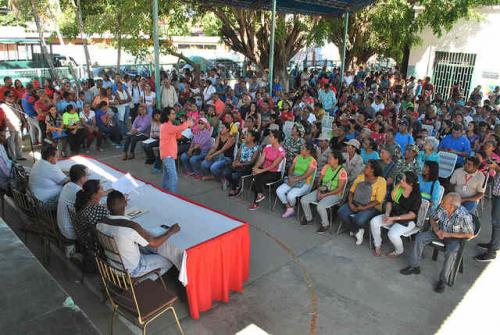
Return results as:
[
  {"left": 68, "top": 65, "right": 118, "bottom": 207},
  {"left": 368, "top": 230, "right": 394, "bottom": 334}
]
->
[
  {"left": 59, "top": 100, "right": 77, "bottom": 114},
  {"left": 416, "top": 151, "right": 440, "bottom": 169},
  {"left": 360, "top": 148, "right": 380, "bottom": 163},
  {"left": 21, "top": 94, "right": 37, "bottom": 118},
  {"left": 111, "top": 82, "right": 128, "bottom": 93},
  {"left": 394, "top": 132, "right": 414, "bottom": 155},
  {"left": 95, "top": 109, "right": 107, "bottom": 128},
  {"left": 418, "top": 176, "right": 442, "bottom": 209},
  {"left": 438, "top": 134, "right": 471, "bottom": 165}
]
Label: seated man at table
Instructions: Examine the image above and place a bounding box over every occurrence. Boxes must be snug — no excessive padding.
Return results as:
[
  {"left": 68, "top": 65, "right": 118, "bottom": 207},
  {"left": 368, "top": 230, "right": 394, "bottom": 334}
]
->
[
  {"left": 400, "top": 192, "right": 475, "bottom": 293},
  {"left": 29, "top": 145, "right": 69, "bottom": 209},
  {"left": 96, "top": 190, "right": 180, "bottom": 280}
]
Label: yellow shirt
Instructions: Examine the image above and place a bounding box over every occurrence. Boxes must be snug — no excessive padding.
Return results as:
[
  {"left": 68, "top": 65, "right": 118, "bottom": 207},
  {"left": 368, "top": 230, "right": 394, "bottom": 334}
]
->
[{"left": 350, "top": 174, "right": 387, "bottom": 211}]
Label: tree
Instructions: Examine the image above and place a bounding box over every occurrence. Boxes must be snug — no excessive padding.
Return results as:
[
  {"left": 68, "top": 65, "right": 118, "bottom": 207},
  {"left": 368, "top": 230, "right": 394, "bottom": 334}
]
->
[
  {"left": 73, "top": 0, "right": 92, "bottom": 78},
  {"left": 320, "top": 0, "right": 498, "bottom": 73},
  {"left": 200, "top": 6, "right": 321, "bottom": 87},
  {"left": 28, "top": 0, "right": 57, "bottom": 78}
]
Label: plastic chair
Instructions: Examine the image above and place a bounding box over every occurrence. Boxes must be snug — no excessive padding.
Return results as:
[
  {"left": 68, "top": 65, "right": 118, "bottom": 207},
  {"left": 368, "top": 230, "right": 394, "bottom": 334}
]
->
[
  {"left": 438, "top": 151, "right": 458, "bottom": 178},
  {"left": 265, "top": 158, "right": 287, "bottom": 210},
  {"left": 309, "top": 180, "right": 348, "bottom": 233},
  {"left": 430, "top": 214, "right": 481, "bottom": 286},
  {"left": 421, "top": 124, "right": 434, "bottom": 136}
]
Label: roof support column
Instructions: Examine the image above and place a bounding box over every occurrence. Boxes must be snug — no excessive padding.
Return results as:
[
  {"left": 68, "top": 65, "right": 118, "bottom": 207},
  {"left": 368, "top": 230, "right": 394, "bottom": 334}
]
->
[
  {"left": 340, "top": 11, "right": 349, "bottom": 94},
  {"left": 268, "top": 0, "right": 277, "bottom": 96},
  {"left": 152, "top": 0, "right": 161, "bottom": 109}
]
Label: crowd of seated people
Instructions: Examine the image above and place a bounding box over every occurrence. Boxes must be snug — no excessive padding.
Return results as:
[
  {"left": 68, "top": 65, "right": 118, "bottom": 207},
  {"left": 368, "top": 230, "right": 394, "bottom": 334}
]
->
[{"left": 1, "top": 66, "right": 500, "bottom": 293}]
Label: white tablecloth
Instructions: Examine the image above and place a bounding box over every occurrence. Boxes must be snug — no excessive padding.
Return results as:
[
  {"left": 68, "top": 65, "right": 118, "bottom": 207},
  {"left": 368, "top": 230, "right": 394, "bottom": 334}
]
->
[{"left": 57, "top": 156, "right": 243, "bottom": 285}]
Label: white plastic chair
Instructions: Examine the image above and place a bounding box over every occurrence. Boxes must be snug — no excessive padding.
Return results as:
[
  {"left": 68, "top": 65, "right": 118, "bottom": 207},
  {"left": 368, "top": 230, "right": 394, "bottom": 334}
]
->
[
  {"left": 282, "top": 121, "right": 295, "bottom": 139},
  {"left": 421, "top": 124, "right": 434, "bottom": 136},
  {"left": 438, "top": 151, "right": 458, "bottom": 178},
  {"left": 265, "top": 158, "right": 287, "bottom": 210}
]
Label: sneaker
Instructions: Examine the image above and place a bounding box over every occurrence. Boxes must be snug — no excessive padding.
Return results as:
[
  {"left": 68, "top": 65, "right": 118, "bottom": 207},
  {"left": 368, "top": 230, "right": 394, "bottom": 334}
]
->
[
  {"left": 400, "top": 266, "right": 421, "bottom": 276},
  {"left": 477, "top": 243, "right": 491, "bottom": 250},
  {"left": 193, "top": 173, "right": 202, "bottom": 180},
  {"left": 355, "top": 229, "right": 365, "bottom": 245},
  {"left": 281, "top": 207, "right": 295, "bottom": 218},
  {"left": 183, "top": 171, "right": 194, "bottom": 177},
  {"left": 248, "top": 203, "right": 259, "bottom": 211},
  {"left": 434, "top": 280, "right": 446, "bottom": 293},
  {"left": 234, "top": 187, "right": 243, "bottom": 197},
  {"left": 349, "top": 231, "right": 355, "bottom": 237},
  {"left": 317, "top": 226, "right": 329, "bottom": 234},
  {"left": 300, "top": 217, "right": 312, "bottom": 226},
  {"left": 255, "top": 193, "right": 266, "bottom": 203},
  {"left": 474, "top": 252, "right": 496, "bottom": 262},
  {"left": 151, "top": 167, "right": 161, "bottom": 174}
]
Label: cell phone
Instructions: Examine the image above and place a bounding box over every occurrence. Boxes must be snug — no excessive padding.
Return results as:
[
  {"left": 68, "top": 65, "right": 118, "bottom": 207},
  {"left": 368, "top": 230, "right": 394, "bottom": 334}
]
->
[{"left": 160, "top": 224, "right": 170, "bottom": 230}]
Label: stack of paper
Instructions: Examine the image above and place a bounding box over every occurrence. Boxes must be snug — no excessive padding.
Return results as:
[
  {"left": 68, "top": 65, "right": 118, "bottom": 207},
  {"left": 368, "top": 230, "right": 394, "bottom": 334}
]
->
[{"left": 111, "top": 173, "right": 140, "bottom": 195}]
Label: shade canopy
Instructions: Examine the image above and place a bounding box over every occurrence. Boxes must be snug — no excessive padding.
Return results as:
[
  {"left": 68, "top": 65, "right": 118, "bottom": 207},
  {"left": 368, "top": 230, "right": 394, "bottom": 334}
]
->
[{"left": 204, "top": 0, "right": 375, "bottom": 16}]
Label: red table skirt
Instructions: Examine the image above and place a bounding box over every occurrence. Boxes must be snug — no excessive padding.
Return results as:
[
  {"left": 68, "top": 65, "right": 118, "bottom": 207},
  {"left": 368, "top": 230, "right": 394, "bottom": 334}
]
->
[{"left": 186, "top": 223, "right": 250, "bottom": 319}]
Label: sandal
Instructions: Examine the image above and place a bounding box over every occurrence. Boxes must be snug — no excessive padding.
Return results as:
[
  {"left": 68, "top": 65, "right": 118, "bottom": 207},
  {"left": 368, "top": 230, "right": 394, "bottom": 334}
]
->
[
  {"left": 386, "top": 251, "right": 400, "bottom": 258},
  {"left": 372, "top": 247, "right": 382, "bottom": 257}
]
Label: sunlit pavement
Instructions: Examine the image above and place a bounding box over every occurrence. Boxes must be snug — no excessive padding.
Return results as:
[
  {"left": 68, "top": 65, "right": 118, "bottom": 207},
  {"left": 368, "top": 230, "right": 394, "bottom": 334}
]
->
[{"left": 10, "top": 145, "right": 498, "bottom": 335}]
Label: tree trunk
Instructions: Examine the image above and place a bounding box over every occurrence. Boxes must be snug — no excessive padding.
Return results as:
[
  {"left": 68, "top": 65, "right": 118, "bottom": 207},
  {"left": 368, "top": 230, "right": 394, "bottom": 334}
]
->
[
  {"left": 30, "top": 0, "right": 57, "bottom": 80},
  {"left": 116, "top": 18, "right": 122, "bottom": 73},
  {"left": 401, "top": 43, "right": 411, "bottom": 78},
  {"left": 76, "top": 0, "right": 92, "bottom": 78}
]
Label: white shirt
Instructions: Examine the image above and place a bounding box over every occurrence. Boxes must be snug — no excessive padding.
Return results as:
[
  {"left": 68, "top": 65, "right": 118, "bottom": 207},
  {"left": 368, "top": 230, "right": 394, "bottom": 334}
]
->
[
  {"left": 143, "top": 92, "right": 156, "bottom": 108},
  {"left": 96, "top": 216, "right": 149, "bottom": 272},
  {"left": 1, "top": 102, "right": 22, "bottom": 131},
  {"left": 79, "top": 110, "right": 96, "bottom": 125},
  {"left": 56, "top": 182, "right": 81, "bottom": 240},
  {"left": 203, "top": 85, "right": 216, "bottom": 102},
  {"left": 160, "top": 85, "right": 178, "bottom": 109},
  {"left": 128, "top": 86, "right": 143, "bottom": 104},
  {"left": 371, "top": 102, "right": 385, "bottom": 113},
  {"left": 307, "top": 113, "right": 317, "bottom": 124},
  {"left": 29, "top": 159, "right": 68, "bottom": 203}
]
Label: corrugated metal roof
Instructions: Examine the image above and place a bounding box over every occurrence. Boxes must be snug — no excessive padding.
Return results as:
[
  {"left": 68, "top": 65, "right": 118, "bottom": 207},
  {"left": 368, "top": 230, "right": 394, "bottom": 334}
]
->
[
  {"left": 203, "top": 0, "right": 374, "bottom": 15},
  {"left": 0, "top": 38, "right": 41, "bottom": 45}
]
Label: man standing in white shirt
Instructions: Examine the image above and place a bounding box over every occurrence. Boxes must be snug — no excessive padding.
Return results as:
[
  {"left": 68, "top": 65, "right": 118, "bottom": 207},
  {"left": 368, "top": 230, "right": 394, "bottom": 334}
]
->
[
  {"left": 1, "top": 90, "right": 25, "bottom": 160},
  {"left": 57, "top": 164, "right": 88, "bottom": 242},
  {"left": 28, "top": 146, "right": 68, "bottom": 209},
  {"left": 96, "top": 191, "right": 180, "bottom": 279},
  {"left": 160, "top": 79, "right": 178, "bottom": 109},
  {"left": 0, "top": 124, "right": 12, "bottom": 190}
]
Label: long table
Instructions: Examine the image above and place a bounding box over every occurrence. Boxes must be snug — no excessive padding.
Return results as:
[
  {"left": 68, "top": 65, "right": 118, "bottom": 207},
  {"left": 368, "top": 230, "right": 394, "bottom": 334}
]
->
[{"left": 58, "top": 155, "right": 250, "bottom": 319}]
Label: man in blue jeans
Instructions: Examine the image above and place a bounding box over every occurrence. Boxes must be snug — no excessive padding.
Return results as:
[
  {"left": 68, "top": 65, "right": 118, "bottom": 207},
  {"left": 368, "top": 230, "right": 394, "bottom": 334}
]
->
[
  {"left": 400, "top": 193, "right": 475, "bottom": 293},
  {"left": 474, "top": 164, "right": 500, "bottom": 262}
]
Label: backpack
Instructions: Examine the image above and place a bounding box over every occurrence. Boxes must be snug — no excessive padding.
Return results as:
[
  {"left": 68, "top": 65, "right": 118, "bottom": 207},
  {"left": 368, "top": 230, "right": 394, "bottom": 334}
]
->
[
  {"left": 8, "top": 162, "right": 29, "bottom": 196},
  {"left": 352, "top": 181, "right": 373, "bottom": 206}
]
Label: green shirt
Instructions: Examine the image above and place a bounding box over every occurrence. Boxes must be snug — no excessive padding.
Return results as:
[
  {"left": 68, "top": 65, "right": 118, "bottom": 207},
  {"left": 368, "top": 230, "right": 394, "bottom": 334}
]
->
[
  {"left": 321, "top": 165, "right": 347, "bottom": 191},
  {"left": 292, "top": 155, "right": 317, "bottom": 185},
  {"left": 62, "top": 112, "right": 80, "bottom": 126}
]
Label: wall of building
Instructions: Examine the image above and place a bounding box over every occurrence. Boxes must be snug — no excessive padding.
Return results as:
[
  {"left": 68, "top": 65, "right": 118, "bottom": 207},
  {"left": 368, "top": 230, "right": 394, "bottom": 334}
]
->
[{"left": 408, "top": 6, "right": 500, "bottom": 95}]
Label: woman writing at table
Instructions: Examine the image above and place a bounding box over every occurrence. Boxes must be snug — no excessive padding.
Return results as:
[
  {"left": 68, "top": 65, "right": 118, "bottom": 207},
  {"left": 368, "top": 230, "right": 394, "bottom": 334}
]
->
[{"left": 160, "top": 107, "right": 193, "bottom": 193}]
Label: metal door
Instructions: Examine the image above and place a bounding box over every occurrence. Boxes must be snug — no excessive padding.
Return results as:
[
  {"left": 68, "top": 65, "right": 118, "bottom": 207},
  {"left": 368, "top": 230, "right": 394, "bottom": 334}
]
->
[{"left": 432, "top": 52, "right": 476, "bottom": 100}]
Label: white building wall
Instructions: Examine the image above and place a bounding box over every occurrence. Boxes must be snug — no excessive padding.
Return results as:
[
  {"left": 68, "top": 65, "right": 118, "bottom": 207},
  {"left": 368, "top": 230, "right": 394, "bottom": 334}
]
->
[{"left": 409, "top": 6, "right": 500, "bottom": 95}]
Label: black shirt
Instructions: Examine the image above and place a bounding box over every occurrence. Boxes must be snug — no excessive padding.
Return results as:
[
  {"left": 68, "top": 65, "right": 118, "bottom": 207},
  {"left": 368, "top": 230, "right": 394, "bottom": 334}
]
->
[{"left": 390, "top": 189, "right": 422, "bottom": 227}]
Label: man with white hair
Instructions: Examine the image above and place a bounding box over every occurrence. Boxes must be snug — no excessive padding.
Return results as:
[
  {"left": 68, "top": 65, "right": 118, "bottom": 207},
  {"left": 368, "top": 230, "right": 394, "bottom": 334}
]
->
[{"left": 400, "top": 192, "right": 475, "bottom": 293}]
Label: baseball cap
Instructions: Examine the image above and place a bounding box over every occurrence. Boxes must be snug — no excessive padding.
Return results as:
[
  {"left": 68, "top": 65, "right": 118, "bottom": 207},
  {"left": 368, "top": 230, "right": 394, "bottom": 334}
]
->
[{"left": 344, "top": 139, "right": 361, "bottom": 150}]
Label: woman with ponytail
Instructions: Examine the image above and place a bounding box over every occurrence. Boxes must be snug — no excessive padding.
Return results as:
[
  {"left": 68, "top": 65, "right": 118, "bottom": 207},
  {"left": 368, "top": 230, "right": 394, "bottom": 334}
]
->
[{"left": 74, "top": 180, "right": 109, "bottom": 262}]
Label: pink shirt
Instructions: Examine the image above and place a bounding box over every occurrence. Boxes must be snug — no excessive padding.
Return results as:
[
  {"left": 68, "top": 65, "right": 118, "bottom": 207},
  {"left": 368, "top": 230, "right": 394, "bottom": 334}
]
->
[
  {"left": 159, "top": 121, "right": 191, "bottom": 160},
  {"left": 262, "top": 145, "right": 285, "bottom": 172}
]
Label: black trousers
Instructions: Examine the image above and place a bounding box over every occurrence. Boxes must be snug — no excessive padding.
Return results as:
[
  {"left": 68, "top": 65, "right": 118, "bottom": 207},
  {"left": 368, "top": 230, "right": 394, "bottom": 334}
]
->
[
  {"left": 123, "top": 134, "right": 147, "bottom": 154},
  {"left": 67, "top": 128, "right": 86, "bottom": 154},
  {"left": 252, "top": 171, "right": 280, "bottom": 201}
]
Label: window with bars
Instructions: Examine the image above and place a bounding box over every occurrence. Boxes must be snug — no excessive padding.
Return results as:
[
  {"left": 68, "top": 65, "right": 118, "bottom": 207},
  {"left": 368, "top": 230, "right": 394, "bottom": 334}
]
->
[{"left": 432, "top": 51, "right": 476, "bottom": 100}]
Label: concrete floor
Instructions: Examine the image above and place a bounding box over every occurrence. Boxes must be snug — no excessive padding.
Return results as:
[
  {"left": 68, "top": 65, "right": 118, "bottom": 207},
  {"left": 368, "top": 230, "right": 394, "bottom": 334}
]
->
[{"left": 5, "top": 146, "right": 498, "bottom": 335}]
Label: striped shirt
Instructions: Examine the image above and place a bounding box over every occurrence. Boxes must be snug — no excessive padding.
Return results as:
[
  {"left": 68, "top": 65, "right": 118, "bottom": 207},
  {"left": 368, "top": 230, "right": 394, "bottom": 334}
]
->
[{"left": 432, "top": 206, "right": 474, "bottom": 234}]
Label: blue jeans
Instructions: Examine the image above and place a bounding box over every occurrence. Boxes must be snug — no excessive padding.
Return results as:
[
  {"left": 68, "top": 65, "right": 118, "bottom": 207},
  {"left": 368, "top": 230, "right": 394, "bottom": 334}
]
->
[
  {"left": 201, "top": 156, "right": 232, "bottom": 177},
  {"left": 488, "top": 195, "right": 500, "bottom": 252},
  {"left": 119, "top": 106, "right": 130, "bottom": 136},
  {"left": 162, "top": 157, "right": 178, "bottom": 193},
  {"left": 462, "top": 201, "right": 478, "bottom": 213},
  {"left": 337, "top": 203, "right": 380, "bottom": 233},
  {"left": 409, "top": 230, "right": 461, "bottom": 282},
  {"left": 180, "top": 152, "right": 207, "bottom": 174},
  {"left": 129, "top": 247, "right": 172, "bottom": 280}
]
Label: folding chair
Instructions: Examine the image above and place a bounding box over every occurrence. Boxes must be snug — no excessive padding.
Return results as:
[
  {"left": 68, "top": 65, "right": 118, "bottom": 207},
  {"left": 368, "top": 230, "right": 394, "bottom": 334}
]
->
[
  {"left": 12, "top": 189, "right": 44, "bottom": 242},
  {"left": 430, "top": 214, "right": 481, "bottom": 286},
  {"left": 95, "top": 231, "right": 184, "bottom": 335},
  {"left": 438, "top": 151, "right": 458, "bottom": 179}
]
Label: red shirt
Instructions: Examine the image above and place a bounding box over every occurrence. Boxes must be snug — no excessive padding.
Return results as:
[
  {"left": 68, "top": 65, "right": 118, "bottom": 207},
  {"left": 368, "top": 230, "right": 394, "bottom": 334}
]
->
[
  {"left": 280, "top": 111, "right": 294, "bottom": 122},
  {"left": 35, "top": 99, "right": 51, "bottom": 121},
  {"left": 0, "top": 107, "right": 6, "bottom": 129},
  {"left": 0, "top": 85, "right": 16, "bottom": 102}
]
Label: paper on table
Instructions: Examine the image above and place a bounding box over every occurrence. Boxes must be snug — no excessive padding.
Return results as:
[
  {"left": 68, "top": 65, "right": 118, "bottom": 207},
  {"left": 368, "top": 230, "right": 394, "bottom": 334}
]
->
[
  {"left": 111, "top": 173, "right": 140, "bottom": 194},
  {"left": 142, "top": 138, "right": 157, "bottom": 144}
]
